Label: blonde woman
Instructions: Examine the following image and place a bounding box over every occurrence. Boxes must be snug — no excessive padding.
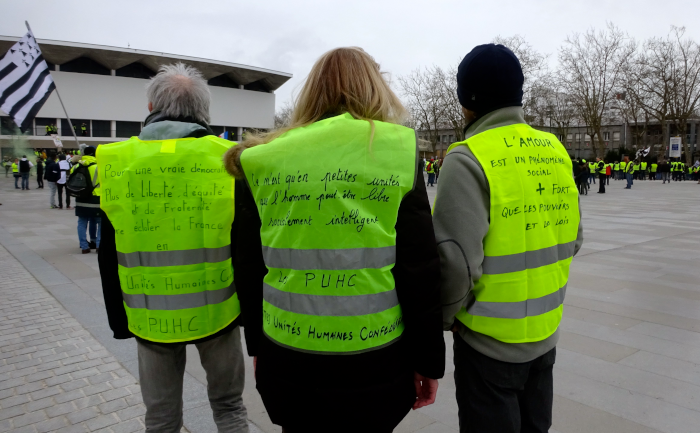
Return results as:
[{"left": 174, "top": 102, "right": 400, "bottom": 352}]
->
[{"left": 226, "top": 47, "right": 444, "bottom": 432}]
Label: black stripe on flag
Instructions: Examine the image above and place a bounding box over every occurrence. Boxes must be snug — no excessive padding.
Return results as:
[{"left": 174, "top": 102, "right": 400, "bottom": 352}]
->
[
  {"left": 0, "top": 54, "right": 47, "bottom": 107},
  {"left": 20, "top": 80, "right": 55, "bottom": 133},
  {"left": 0, "top": 62, "right": 17, "bottom": 82},
  {"left": 9, "top": 67, "right": 52, "bottom": 117}
]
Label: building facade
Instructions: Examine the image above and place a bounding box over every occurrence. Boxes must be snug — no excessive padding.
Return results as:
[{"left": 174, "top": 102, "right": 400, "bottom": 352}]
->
[{"left": 0, "top": 36, "right": 292, "bottom": 156}]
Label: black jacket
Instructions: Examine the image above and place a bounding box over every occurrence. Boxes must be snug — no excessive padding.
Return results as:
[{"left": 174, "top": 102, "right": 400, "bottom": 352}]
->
[
  {"left": 98, "top": 114, "right": 237, "bottom": 343},
  {"left": 236, "top": 158, "right": 445, "bottom": 431},
  {"left": 44, "top": 160, "right": 60, "bottom": 182}
]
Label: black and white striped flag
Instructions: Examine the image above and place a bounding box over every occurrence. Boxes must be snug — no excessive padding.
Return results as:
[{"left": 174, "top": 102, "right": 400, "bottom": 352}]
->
[{"left": 0, "top": 30, "right": 55, "bottom": 133}]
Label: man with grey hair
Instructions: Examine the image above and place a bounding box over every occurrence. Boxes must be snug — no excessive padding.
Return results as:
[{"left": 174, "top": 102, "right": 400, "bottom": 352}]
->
[{"left": 97, "top": 62, "right": 249, "bottom": 432}]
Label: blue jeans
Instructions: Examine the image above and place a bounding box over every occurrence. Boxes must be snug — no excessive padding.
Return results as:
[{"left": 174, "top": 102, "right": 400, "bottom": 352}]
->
[
  {"left": 21, "top": 173, "right": 29, "bottom": 189},
  {"left": 427, "top": 173, "right": 435, "bottom": 186},
  {"left": 77, "top": 216, "right": 101, "bottom": 250},
  {"left": 626, "top": 173, "right": 633, "bottom": 188}
]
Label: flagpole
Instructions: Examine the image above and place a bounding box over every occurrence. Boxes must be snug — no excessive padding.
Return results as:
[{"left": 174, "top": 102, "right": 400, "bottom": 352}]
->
[{"left": 25, "top": 21, "right": 81, "bottom": 149}]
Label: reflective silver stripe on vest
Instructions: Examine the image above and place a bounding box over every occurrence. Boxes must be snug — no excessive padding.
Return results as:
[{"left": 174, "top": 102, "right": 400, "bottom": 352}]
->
[
  {"left": 467, "top": 284, "right": 566, "bottom": 319},
  {"left": 263, "top": 283, "right": 398, "bottom": 316},
  {"left": 117, "top": 246, "right": 231, "bottom": 268},
  {"left": 482, "top": 241, "right": 576, "bottom": 275},
  {"left": 122, "top": 282, "right": 236, "bottom": 310},
  {"left": 262, "top": 246, "right": 396, "bottom": 270}
]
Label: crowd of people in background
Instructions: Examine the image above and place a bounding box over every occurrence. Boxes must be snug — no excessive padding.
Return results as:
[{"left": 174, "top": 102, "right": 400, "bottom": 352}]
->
[
  {"left": 3, "top": 147, "right": 100, "bottom": 254},
  {"left": 572, "top": 155, "right": 700, "bottom": 194}
]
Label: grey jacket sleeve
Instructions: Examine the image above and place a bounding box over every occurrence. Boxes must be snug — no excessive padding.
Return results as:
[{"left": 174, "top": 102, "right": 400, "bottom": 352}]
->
[{"left": 432, "top": 149, "right": 490, "bottom": 331}]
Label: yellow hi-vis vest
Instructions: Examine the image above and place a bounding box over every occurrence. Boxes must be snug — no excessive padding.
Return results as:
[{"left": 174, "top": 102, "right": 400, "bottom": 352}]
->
[
  {"left": 97, "top": 136, "right": 240, "bottom": 343},
  {"left": 641, "top": 162, "right": 648, "bottom": 171},
  {"left": 620, "top": 161, "right": 627, "bottom": 171},
  {"left": 651, "top": 163, "right": 658, "bottom": 173},
  {"left": 240, "top": 113, "right": 416, "bottom": 353},
  {"left": 447, "top": 124, "right": 580, "bottom": 343}
]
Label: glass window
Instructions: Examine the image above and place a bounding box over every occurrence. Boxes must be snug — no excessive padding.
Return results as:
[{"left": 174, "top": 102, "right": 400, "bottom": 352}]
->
[
  {"left": 34, "top": 118, "right": 55, "bottom": 136},
  {"left": 449, "top": 135, "right": 454, "bottom": 142},
  {"left": 116, "top": 121, "right": 141, "bottom": 138},
  {"left": 575, "top": 133, "right": 581, "bottom": 141},
  {"left": 567, "top": 134, "right": 573, "bottom": 141},
  {"left": 210, "top": 125, "right": 224, "bottom": 137},
  {"left": 116, "top": 62, "right": 155, "bottom": 79},
  {"left": 60, "top": 57, "right": 110, "bottom": 75},
  {"left": 243, "top": 80, "right": 269, "bottom": 92},
  {"left": 613, "top": 132, "right": 620, "bottom": 141},
  {"left": 1, "top": 116, "right": 19, "bottom": 135},
  {"left": 603, "top": 132, "right": 610, "bottom": 141},
  {"left": 208, "top": 75, "right": 239, "bottom": 88},
  {"left": 61, "top": 119, "right": 90, "bottom": 137},
  {"left": 92, "top": 120, "right": 111, "bottom": 137}
]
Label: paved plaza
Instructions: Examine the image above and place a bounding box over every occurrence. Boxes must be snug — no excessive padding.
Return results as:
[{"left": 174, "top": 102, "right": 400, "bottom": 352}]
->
[{"left": 0, "top": 171, "right": 699, "bottom": 432}]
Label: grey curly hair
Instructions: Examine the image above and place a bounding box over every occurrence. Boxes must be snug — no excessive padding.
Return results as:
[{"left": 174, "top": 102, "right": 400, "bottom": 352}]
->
[{"left": 146, "top": 63, "right": 211, "bottom": 124}]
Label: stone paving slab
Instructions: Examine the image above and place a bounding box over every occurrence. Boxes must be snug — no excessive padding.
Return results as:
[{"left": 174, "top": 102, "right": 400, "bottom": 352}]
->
[
  {"left": 1, "top": 173, "right": 700, "bottom": 432},
  {"left": 0, "top": 245, "right": 149, "bottom": 433}
]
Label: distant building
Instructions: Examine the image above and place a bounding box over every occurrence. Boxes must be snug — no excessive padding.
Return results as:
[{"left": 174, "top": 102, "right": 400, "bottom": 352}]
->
[
  {"left": 0, "top": 36, "right": 292, "bottom": 155},
  {"left": 417, "top": 119, "right": 700, "bottom": 161}
]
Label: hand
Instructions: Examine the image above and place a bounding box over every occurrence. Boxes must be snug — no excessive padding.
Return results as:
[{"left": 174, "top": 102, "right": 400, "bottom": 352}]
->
[
  {"left": 451, "top": 322, "right": 460, "bottom": 333},
  {"left": 413, "top": 372, "right": 438, "bottom": 410},
  {"left": 253, "top": 356, "right": 257, "bottom": 380}
]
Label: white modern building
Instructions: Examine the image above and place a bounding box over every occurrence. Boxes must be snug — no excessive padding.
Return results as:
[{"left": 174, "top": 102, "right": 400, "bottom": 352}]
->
[{"left": 0, "top": 36, "right": 292, "bottom": 154}]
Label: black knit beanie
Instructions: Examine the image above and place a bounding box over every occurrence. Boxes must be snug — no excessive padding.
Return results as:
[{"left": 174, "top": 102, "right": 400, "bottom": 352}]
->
[
  {"left": 456, "top": 44, "right": 524, "bottom": 116},
  {"left": 83, "top": 146, "right": 96, "bottom": 156}
]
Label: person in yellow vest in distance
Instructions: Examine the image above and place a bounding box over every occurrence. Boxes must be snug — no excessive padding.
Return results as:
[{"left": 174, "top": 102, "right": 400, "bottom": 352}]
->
[
  {"left": 639, "top": 160, "right": 648, "bottom": 181},
  {"left": 624, "top": 156, "right": 635, "bottom": 189},
  {"left": 651, "top": 160, "right": 658, "bottom": 180},
  {"left": 433, "top": 44, "right": 584, "bottom": 433},
  {"left": 223, "top": 47, "right": 445, "bottom": 432},
  {"left": 69, "top": 146, "right": 100, "bottom": 254},
  {"left": 11, "top": 158, "right": 20, "bottom": 189},
  {"left": 596, "top": 157, "right": 606, "bottom": 193},
  {"left": 96, "top": 63, "right": 249, "bottom": 432},
  {"left": 426, "top": 157, "right": 436, "bottom": 186},
  {"left": 619, "top": 159, "right": 627, "bottom": 180},
  {"left": 613, "top": 160, "right": 620, "bottom": 180},
  {"left": 588, "top": 160, "right": 596, "bottom": 184}
]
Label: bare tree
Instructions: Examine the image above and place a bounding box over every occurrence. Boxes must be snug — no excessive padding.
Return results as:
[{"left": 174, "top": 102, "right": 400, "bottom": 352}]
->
[
  {"left": 545, "top": 73, "right": 580, "bottom": 152},
  {"left": 493, "top": 35, "right": 549, "bottom": 122},
  {"left": 631, "top": 33, "right": 675, "bottom": 157},
  {"left": 274, "top": 101, "right": 294, "bottom": 128},
  {"left": 617, "top": 65, "right": 651, "bottom": 153},
  {"left": 558, "top": 23, "right": 635, "bottom": 158},
  {"left": 398, "top": 67, "right": 450, "bottom": 152},
  {"left": 667, "top": 27, "right": 700, "bottom": 165}
]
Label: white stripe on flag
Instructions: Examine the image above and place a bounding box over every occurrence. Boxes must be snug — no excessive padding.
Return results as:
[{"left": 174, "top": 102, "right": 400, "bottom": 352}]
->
[
  {"left": 1, "top": 60, "right": 49, "bottom": 111},
  {"left": 13, "top": 74, "right": 53, "bottom": 123}
]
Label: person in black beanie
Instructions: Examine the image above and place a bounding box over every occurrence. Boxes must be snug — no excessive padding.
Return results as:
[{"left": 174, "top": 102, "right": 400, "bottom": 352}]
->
[{"left": 432, "top": 44, "right": 584, "bottom": 433}]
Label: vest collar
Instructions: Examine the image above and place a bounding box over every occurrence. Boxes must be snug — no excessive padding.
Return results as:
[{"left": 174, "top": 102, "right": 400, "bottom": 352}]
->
[
  {"left": 463, "top": 107, "right": 526, "bottom": 141},
  {"left": 140, "top": 111, "right": 214, "bottom": 140}
]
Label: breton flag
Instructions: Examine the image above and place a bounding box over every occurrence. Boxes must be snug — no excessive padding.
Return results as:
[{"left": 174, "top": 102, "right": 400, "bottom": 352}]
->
[{"left": 0, "top": 30, "right": 55, "bottom": 133}]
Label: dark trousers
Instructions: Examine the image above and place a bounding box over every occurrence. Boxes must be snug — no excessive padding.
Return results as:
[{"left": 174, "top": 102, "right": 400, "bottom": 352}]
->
[
  {"left": 57, "top": 183, "right": 71, "bottom": 208},
  {"left": 427, "top": 173, "right": 435, "bottom": 186},
  {"left": 454, "top": 335, "right": 555, "bottom": 433},
  {"left": 37, "top": 176, "right": 43, "bottom": 188},
  {"left": 598, "top": 174, "right": 606, "bottom": 193}
]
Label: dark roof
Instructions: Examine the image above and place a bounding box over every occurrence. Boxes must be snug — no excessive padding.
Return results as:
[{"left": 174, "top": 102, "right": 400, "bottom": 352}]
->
[{"left": 0, "top": 36, "right": 292, "bottom": 91}]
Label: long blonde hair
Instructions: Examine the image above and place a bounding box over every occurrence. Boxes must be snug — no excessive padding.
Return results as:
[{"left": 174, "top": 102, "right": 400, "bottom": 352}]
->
[{"left": 245, "top": 47, "right": 406, "bottom": 146}]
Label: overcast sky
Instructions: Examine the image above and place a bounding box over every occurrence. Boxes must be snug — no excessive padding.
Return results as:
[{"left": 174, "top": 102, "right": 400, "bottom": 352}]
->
[{"left": 3, "top": 0, "right": 700, "bottom": 111}]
